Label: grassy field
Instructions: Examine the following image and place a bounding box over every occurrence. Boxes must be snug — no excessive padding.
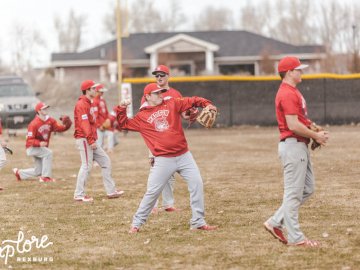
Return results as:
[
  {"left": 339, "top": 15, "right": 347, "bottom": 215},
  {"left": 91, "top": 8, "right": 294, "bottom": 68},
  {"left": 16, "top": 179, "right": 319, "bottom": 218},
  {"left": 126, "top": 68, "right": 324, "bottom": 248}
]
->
[{"left": 0, "top": 126, "right": 359, "bottom": 269}]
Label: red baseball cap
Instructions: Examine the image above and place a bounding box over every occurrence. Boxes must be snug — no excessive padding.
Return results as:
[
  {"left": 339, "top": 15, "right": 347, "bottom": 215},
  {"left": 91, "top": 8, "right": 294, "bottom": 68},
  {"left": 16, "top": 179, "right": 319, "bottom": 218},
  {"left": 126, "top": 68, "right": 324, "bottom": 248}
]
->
[
  {"left": 152, "top": 65, "right": 170, "bottom": 75},
  {"left": 35, "top": 102, "right": 50, "bottom": 112},
  {"left": 80, "top": 80, "right": 99, "bottom": 91},
  {"left": 143, "top": 83, "right": 167, "bottom": 96},
  {"left": 278, "top": 56, "right": 309, "bottom": 73},
  {"left": 95, "top": 84, "right": 108, "bottom": 92}
]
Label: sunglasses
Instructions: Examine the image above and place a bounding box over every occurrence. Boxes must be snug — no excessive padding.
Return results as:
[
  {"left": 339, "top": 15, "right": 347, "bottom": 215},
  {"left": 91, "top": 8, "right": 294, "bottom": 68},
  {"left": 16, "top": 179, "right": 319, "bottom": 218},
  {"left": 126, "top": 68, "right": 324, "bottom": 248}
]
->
[{"left": 155, "top": 74, "right": 166, "bottom": 78}]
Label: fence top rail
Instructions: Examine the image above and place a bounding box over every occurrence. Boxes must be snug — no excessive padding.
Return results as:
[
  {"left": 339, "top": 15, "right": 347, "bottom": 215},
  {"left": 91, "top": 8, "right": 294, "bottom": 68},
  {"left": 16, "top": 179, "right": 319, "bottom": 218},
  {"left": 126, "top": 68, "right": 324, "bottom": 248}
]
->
[{"left": 123, "top": 73, "right": 360, "bottom": 84}]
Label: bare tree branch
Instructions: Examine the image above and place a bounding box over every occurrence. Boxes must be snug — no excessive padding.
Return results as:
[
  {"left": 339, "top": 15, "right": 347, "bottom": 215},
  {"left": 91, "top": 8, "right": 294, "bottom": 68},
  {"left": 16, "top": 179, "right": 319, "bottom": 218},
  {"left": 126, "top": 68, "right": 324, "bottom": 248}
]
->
[
  {"left": 193, "top": 6, "right": 234, "bottom": 31},
  {"left": 54, "top": 9, "right": 86, "bottom": 52}
]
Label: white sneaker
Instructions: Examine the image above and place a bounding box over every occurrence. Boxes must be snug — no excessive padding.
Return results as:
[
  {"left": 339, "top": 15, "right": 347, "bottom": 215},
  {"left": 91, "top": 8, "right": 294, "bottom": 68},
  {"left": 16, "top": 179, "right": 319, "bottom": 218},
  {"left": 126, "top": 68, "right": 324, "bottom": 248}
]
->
[
  {"left": 74, "top": 195, "right": 94, "bottom": 202},
  {"left": 107, "top": 190, "right": 124, "bottom": 199}
]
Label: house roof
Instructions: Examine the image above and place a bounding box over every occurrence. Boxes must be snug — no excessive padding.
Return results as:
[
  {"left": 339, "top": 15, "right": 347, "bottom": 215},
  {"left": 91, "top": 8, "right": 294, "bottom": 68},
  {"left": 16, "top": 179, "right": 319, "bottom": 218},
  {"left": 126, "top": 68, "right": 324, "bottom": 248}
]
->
[{"left": 51, "top": 30, "right": 325, "bottom": 62}]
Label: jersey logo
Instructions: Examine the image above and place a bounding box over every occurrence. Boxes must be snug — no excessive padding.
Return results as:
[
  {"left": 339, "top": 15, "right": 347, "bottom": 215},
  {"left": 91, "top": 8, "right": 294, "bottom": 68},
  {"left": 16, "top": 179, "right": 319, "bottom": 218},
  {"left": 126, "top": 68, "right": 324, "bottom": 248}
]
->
[
  {"left": 154, "top": 117, "right": 169, "bottom": 132},
  {"left": 38, "top": 124, "right": 51, "bottom": 140},
  {"left": 27, "top": 132, "right": 33, "bottom": 137},
  {"left": 89, "top": 107, "right": 97, "bottom": 122},
  {"left": 81, "top": 114, "right": 88, "bottom": 120},
  {"left": 147, "top": 110, "right": 170, "bottom": 132}
]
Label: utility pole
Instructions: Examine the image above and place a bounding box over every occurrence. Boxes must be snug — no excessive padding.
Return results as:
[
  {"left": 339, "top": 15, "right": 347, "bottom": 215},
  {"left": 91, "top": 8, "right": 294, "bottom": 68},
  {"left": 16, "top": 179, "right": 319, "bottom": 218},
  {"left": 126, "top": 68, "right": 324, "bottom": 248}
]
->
[
  {"left": 352, "top": 24, "right": 359, "bottom": 73},
  {"left": 116, "top": 0, "right": 123, "bottom": 102}
]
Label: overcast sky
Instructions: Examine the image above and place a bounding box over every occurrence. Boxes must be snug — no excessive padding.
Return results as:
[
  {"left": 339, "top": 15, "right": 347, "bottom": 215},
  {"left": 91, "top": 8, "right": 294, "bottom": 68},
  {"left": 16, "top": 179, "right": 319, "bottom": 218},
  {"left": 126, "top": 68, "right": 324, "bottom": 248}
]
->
[
  {"left": 0, "top": 0, "right": 358, "bottom": 68},
  {"left": 0, "top": 0, "right": 249, "bottom": 67}
]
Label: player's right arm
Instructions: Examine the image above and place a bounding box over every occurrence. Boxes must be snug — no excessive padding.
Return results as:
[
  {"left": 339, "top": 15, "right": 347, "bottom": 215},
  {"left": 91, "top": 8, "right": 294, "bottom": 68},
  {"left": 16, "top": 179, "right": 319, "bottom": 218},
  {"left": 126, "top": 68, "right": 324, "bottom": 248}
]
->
[
  {"left": 114, "top": 104, "right": 141, "bottom": 132},
  {"left": 285, "top": 115, "right": 329, "bottom": 146}
]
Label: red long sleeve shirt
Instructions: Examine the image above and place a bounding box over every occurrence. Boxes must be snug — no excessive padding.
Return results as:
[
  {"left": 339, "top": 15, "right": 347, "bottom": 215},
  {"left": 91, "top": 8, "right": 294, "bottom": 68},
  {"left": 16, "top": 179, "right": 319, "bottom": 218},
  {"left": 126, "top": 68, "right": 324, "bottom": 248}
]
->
[
  {"left": 93, "top": 95, "right": 109, "bottom": 128},
  {"left": 26, "top": 116, "right": 69, "bottom": 148},
  {"left": 74, "top": 95, "right": 98, "bottom": 145},
  {"left": 116, "top": 97, "right": 211, "bottom": 157}
]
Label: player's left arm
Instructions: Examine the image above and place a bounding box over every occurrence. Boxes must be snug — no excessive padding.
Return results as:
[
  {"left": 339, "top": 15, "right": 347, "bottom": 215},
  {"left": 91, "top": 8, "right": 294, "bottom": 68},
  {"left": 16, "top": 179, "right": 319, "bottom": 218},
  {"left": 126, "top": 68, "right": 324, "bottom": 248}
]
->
[
  {"left": 51, "top": 117, "right": 71, "bottom": 132},
  {"left": 175, "top": 97, "right": 216, "bottom": 113}
]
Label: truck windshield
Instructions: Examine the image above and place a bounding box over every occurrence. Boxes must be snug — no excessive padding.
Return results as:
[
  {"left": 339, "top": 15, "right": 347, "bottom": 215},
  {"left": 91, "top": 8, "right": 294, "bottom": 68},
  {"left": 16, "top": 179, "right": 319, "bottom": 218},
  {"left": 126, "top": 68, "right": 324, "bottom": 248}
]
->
[{"left": 0, "top": 84, "right": 34, "bottom": 97}]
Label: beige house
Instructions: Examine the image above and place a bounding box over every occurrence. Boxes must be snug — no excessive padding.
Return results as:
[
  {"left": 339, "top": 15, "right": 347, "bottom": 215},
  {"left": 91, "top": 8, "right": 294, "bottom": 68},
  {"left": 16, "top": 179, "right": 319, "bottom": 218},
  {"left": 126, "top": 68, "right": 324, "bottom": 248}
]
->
[{"left": 51, "top": 30, "right": 326, "bottom": 82}]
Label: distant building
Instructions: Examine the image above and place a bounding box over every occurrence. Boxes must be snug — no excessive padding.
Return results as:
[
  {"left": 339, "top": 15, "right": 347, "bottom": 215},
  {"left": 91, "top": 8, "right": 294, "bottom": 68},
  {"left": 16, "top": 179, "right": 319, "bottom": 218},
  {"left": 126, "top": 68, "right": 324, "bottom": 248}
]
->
[{"left": 50, "top": 30, "right": 325, "bottom": 82}]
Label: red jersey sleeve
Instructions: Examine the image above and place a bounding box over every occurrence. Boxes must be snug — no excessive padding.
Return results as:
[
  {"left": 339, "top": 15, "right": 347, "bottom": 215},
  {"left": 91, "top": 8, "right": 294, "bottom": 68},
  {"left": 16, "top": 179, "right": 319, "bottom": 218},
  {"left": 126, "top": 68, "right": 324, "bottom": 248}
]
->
[
  {"left": 26, "top": 123, "right": 41, "bottom": 147},
  {"left": 50, "top": 118, "right": 70, "bottom": 133},
  {"left": 115, "top": 106, "right": 141, "bottom": 132},
  {"left": 174, "top": 97, "right": 212, "bottom": 113}
]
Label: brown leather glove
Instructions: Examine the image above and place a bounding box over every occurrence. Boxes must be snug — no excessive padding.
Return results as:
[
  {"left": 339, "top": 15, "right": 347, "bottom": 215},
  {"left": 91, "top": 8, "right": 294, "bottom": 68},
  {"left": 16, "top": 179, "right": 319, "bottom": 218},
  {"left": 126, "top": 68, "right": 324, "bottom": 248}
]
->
[{"left": 309, "top": 122, "right": 324, "bottom": 150}]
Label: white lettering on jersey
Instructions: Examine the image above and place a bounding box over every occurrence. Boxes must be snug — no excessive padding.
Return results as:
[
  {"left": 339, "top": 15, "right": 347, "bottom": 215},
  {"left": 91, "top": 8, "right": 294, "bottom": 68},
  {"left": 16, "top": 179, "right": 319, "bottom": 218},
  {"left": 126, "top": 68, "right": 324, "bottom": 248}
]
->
[
  {"left": 89, "top": 107, "right": 97, "bottom": 121},
  {"left": 147, "top": 110, "right": 169, "bottom": 124},
  {"left": 38, "top": 124, "right": 51, "bottom": 140},
  {"left": 301, "top": 96, "right": 308, "bottom": 116},
  {"left": 27, "top": 132, "right": 33, "bottom": 137}
]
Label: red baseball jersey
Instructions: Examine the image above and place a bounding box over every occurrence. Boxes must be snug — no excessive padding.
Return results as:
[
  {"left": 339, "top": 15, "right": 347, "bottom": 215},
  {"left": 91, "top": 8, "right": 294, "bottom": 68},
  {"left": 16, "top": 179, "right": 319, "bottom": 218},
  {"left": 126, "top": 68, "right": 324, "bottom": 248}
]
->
[
  {"left": 140, "top": 87, "right": 182, "bottom": 106},
  {"left": 93, "top": 95, "right": 109, "bottom": 128},
  {"left": 275, "top": 82, "right": 311, "bottom": 144},
  {"left": 107, "top": 110, "right": 117, "bottom": 132},
  {"left": 116, "top": 97, "right": 211, "bottom": 157},
  {"left": 74, "top": 95, "right": 98, "bottom": 145},
  {"left": 25, "top": 116, "right": 69, "bottom": 148}
]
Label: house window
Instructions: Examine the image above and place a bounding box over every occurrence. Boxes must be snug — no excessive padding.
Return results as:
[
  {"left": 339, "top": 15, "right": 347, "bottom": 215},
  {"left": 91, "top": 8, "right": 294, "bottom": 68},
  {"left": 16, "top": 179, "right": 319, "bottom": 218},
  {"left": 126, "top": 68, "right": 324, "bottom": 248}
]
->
[
  {"left": 167, "top": 61, "right": 195, "bottom": 76},
  {"left": 130, "top": 67, "right": 148, "bottom": 77},
  {"left": 218, "top": 64, "right": 255, "bottom": 75}
]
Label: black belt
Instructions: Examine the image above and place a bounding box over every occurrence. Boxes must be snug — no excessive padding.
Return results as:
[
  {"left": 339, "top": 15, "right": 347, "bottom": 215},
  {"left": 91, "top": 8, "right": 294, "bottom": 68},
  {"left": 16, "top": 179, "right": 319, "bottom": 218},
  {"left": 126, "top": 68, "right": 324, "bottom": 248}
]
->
[{"left": 280, "top": 137, "right": 299, "bottom": 142}]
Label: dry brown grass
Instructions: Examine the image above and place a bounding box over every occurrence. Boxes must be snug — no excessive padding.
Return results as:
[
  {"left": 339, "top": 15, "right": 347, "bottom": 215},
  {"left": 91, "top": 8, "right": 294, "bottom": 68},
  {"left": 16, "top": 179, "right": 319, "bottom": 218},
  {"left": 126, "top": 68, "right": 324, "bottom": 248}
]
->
[{"left": 0, "top": 126, "right": 359, "bottom": 269}]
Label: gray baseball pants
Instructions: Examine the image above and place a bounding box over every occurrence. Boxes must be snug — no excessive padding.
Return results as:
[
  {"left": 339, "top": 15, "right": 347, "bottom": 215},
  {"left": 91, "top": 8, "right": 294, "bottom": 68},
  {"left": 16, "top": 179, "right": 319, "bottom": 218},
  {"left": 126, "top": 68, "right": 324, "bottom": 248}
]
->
[
  {"left": 266, "top": 138, "right": 315, "bottom": 244},
  {"left": 152, "top": 174, "right": 176, "bottom": 208},
  {"left": 97, "top": 129, "right": 115, "bottom": 151},
  {"left": 0, "top": 146, "right": 6, "bottom": 169},
  {"left": 74, "top": 138, "right": 116, "bottom": 197},
  {"left": 132, "top": 151, "right": 207, "bottom": 229},
  {"left": 18, "top": 147, "right": 53, "bottom": 179}
]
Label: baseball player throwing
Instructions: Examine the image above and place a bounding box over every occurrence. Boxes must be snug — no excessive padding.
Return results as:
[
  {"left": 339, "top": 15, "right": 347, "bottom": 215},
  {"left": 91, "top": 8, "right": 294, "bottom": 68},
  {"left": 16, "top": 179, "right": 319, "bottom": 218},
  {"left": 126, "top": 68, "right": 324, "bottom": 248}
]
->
[
  {"left": 116, "top": 83, "right": 218, "bottom": 233},
  {"left": 140, "top": 65, "right": 195, "bottom": 213}
]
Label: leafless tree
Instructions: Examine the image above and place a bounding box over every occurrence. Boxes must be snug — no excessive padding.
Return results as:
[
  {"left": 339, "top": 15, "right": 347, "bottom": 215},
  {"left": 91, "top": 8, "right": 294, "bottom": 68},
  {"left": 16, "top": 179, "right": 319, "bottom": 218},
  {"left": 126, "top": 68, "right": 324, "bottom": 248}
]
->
[
  {"left": 103, "top": 2, "right": 128, "bottom": 38},
  {"left": 239, "top": 2, "right": 274, "bottom": 35},
  {"left": 129, "top": 0, "right": 165, "bottom": 32},
  {"left": 193, "top": 6, "right": 234, "bottom": 31},
  {"left": 104, "top": 0, "right": 185, "bottom": 36},
  {"left": 269, "top": 0, "right": 317, "bottom": 45},
  {"left": 54, "top": 9, "right": 86, "bottom": 52},
  {"left": 162, "top": 0, "right": 186, "bottom": 32},
  {"left": 10, "top": 23, "right": 46, "bottom": 74}
]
